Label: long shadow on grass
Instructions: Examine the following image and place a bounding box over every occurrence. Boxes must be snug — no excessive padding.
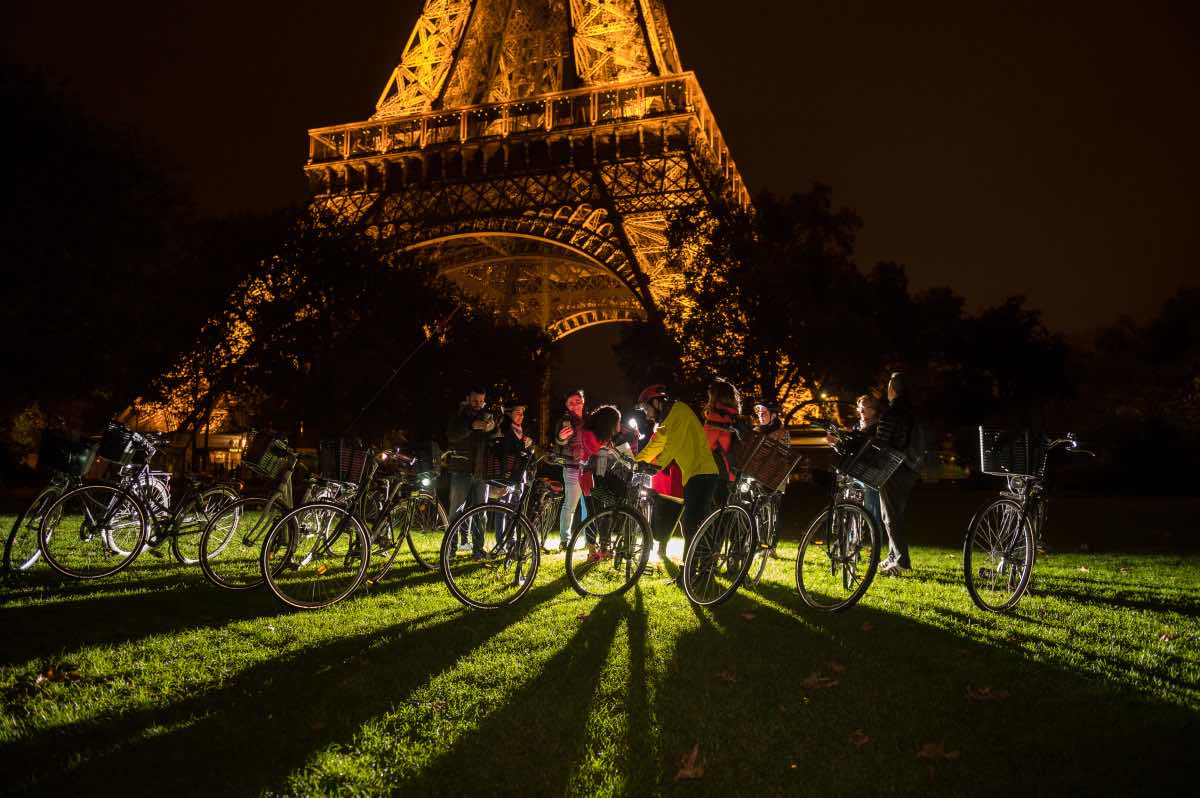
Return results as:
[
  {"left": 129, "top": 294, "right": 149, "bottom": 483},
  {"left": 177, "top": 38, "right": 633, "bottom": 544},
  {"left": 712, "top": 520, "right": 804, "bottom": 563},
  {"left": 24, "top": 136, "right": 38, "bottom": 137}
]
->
[
  {"left": 6, "top": 574, "right": 576, "bottom": 797},
  {"left": 644, "top": 577, "right": 1198, "bottom": 797},
  {"left": 0, "top": 580, "right": 289, "bottom": 668},
  {"left": 387, "top": 596, "right": 626, "bottom": 795}
]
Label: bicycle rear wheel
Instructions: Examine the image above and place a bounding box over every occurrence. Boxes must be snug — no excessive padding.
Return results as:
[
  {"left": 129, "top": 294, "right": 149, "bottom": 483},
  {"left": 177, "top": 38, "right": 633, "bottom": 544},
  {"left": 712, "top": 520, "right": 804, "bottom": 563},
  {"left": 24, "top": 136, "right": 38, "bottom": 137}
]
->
[
  {"left": 260, "top": 502, "right": 370, "bottom": 609},
  {"left": 4, "top": 483, "right": 65, "bottom": 573},
  {"left": 682, "top": 504, "right": 755, "bottom": 607},
  {"left": 440, "top": 503, "right": 539, "bottom": 610},
  {"left": 171, "top": 484, "right": 240, "bottom": 565},
  {"left": 963, "top": 497, "right": 1035, "bottom": 613},
  {"left": 403, "top": 493, "right": 449, "bottom": 572},
  {"left": 39, "top": 484, "right": 147, "bottom": 579},
  {"left": 745, "top": 500, "right": 779, "bottom": 588},
  {"left": 199, "top": 497, "right": 287, "bottom": 590},
  {"left": 795, "top": 502, "right": 880, "bottom": 611},
  {"left": 566, "top": 506, "right": 651, "bottom": 597}
]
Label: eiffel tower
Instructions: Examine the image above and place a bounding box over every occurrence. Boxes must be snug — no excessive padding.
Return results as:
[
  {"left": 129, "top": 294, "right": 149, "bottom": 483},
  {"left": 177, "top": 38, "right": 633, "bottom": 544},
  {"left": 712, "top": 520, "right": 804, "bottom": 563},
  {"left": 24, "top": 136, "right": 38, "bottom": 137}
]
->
[{"left": 305, "top": 0, "right": 748, "bottom": 341}]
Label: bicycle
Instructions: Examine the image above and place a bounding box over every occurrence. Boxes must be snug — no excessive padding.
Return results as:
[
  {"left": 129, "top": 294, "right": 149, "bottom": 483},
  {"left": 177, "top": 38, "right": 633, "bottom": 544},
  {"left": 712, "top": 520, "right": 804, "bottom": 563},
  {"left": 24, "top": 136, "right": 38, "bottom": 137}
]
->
[
  {"left": 198, "top": 431, "right": 330, "bottom": 590},
  {"left": 37, "top": 422, "right": 239, "bottom": 579},
  {"left": 795, "top": 420, "right": 902, "bottom": 612},
  {"left": 439, "top": 450, "right": 561, "bottom": 610},
  {"left": 964, "top": 427, "right": 1093, "bottom": 612},
  {"left": 3, "top": 427, "right": 97, "bottom": 574},
  {"left": 257, "top": 438, "right": 375, "bottom": 610},
  {"left": 366, "top": 445, "right": 449, "bottom": 578},
  {"left": 682, "top": 428, "right": 803, "bottom": 607},
  {"left": 564, "top": 448, "right": 653, "bottom": 598},
  {"left": 741, "top": 478, "right": 782, "bottom": 588}
]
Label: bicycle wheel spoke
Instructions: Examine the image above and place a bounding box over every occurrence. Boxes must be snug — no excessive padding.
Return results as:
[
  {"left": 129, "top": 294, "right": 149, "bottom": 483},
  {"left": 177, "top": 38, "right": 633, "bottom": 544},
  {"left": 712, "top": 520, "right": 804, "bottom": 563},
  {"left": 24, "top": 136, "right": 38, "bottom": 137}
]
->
[
  {"left": 965, "top": 499, "right": 1034, "bottom": 612},
  {"left": 796, "top": 503, "right": 879, "bottom": 611},
  {"left": 262, "top": 503, "right": 369, "bottom": 609},
  {"left": 683, "top": 505, "right": 754, "bottom": 607},
  {"left": 40, "top": 485, "right": 146, "bottom": 579},
  {"left": 567, "top": 507, "right": 648, "bottom": 597},
  {"left": 441, "top": 504, "right": 538, "bottom": 609}
]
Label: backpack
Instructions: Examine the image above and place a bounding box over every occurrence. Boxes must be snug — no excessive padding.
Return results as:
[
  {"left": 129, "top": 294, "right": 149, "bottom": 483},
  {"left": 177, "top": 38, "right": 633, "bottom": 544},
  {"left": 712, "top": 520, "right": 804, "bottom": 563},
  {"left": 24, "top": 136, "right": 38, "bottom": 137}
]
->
[{"left": 904, "top": 416, "right": 930, "bottom": 471}]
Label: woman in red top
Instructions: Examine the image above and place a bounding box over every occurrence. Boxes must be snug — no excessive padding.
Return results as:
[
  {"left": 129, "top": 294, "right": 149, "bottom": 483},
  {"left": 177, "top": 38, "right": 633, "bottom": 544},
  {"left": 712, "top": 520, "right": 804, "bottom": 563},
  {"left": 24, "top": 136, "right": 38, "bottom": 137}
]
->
[
  {"left": 703, "top": 379, "right": 742, "bottom": 483},
  {"left": 576, "top": 406, "right": 622, "bottom": 558}
]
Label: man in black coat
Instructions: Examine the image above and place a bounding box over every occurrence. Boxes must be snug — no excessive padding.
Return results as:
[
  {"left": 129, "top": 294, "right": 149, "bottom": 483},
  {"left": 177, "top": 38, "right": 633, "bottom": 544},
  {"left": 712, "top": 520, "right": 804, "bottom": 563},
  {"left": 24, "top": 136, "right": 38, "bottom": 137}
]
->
[
  {"left": 875, "top": 372, "right": 921, "bottom": 574},
  {"left": 446, "top": 387, "right": 497, "bottom": 555}
]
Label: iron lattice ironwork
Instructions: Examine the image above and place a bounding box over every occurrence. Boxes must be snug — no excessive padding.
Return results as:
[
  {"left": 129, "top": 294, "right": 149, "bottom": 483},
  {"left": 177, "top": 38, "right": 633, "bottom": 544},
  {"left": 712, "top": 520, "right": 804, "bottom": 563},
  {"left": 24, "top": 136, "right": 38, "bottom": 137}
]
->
[{"left": 306, "top": 0, "right": 748, "bottom": 340}]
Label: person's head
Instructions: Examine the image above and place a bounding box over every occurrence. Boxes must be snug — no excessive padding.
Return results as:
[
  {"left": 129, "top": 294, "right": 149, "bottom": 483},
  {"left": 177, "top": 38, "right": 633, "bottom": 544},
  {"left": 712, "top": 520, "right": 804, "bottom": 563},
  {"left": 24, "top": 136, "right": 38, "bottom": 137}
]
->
[
  {"left": 706, "top": 379, "right": 741, "bottom": 415},
  {"left": 637, "top": 384, "right": 670, "bottom": 422},
  {"left": 856, "top": 394, "right": 884, "bottom": 427},
  {"left": 754, "top": 401, "right": 779, "bottom": 426},
  {"left": 507, "top": 404, "right": 526, "bottom": 425},
  {"left": 564, "top": 389, "right": 585, "bottom": 417},
  {"left": 466, "top": 387, "right": 487, "bottom": 410},
  {"left": 887, "top": 372, "right": 909, "bottom": 403},
  {"left": 584, "top": 405, "right": 621, "bottom": 443}
]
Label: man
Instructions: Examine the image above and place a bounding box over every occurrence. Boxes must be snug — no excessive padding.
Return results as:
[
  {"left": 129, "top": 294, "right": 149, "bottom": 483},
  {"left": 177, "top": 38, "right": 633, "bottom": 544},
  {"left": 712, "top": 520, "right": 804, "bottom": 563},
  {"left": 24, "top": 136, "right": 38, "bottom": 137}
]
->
[
  {"left": 633, "top": 385, "right": 719, "bottom": 582},
  {"left": 875, "top": 373, "right": 921, "bottom": 575},
  {"left": 753, "top": 401, "right": 790, "bottom": 445},
  {"left": 446, "top": 387, "right": 496, "bottom": 556}
]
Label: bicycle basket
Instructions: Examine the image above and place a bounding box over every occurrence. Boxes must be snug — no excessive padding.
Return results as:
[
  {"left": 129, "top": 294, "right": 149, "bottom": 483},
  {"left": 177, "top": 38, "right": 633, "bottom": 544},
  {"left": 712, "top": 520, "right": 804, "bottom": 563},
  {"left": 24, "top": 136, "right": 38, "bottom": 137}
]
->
[
  {"left": 243, "top": 430, "right": 290, "bottom": 479},
  {"left": 978, "top": 427, "right": 1043, "bottom": 478},
  {"left": 839, "top": 439, "right": 905, "bottom": 491},
  {"left": 97, "top": 422, "right": 137, "bottom": 462},
  {"left": 588, "top": 450, "right": 636, "bottom": 509},
  {"left": 38, "top": 429, "right": 98, "bottom": 477},
  {"left": 318, "top": 438, "right": 371, "bottom": 484},
  {"left": 730, "top": 430, "right": 799, "bottom": 492}
]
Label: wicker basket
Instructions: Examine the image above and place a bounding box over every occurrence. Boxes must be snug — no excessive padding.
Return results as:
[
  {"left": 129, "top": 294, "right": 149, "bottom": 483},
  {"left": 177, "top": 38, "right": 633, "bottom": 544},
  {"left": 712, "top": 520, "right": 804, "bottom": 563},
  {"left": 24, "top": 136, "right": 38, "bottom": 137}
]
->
[
  {"left": 839, "top": 439, "right": 905, "bottom": 490},
  {"left": 38, "top": 430, "right": 98, "bottom": 477},
  {"left": 243, "top": 430, "right": 290, "bottom": 479},
  {"left": 730, "top": 430, "right": 800, "bottom": 492},
  {"left": 97, "top": 422, "right": 137, "bottom": 463},
  {"left": 319, "top": 438, "right": 371, "bottom": 484},
  {"left": 978, "top": 427, "right": 1043, "bottom": 478}
]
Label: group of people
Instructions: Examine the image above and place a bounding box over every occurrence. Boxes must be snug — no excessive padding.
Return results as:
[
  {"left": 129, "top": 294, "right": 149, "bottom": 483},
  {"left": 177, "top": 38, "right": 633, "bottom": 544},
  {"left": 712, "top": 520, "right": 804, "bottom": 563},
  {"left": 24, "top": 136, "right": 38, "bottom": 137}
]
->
[{"left": 443, "top": 371, "right": 923, "bottom": 580}]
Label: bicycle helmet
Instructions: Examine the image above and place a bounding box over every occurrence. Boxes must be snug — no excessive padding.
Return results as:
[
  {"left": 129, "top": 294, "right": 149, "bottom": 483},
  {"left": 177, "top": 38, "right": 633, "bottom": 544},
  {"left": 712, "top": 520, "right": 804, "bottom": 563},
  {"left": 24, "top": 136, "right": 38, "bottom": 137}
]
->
[{"left": 637, "top": 384, "right": 669, "bottom": 405}]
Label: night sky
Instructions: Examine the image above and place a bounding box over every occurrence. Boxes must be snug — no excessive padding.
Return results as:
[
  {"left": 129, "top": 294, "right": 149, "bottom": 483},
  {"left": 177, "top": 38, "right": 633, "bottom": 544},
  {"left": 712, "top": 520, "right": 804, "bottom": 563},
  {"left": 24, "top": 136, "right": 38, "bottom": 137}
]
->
[{"left": 6, "top": 1, "right": 1197, "bottom": 333}]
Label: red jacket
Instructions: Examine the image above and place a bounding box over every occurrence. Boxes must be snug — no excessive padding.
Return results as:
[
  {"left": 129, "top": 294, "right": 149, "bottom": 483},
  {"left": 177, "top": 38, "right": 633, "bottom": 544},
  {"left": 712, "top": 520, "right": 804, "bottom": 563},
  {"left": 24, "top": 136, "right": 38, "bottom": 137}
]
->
[
  {"left": 578, "top": 429, "right": 605, "bottom": 496},
  {"left": 704, "top": 402, "right": 739, "bottom": 481}
]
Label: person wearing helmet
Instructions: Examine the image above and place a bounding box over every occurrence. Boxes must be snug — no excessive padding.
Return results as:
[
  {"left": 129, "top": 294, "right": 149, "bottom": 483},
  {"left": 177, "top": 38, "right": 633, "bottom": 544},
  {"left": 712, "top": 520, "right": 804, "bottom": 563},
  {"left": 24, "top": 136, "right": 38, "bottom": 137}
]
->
[{"left": 634, "top": 384, "right": 720, "bottom": 582}]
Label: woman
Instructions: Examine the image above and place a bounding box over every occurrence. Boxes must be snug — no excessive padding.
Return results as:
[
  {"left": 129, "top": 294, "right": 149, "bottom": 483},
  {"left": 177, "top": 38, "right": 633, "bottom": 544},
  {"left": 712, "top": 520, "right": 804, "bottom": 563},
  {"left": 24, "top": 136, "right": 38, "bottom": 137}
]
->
[
  {"left": 856, "top": 393, "right": 885, "bottom": 531},
  {"left": 555, "top": 389, "right": 588, "bottom": 550},
  {"left": 703, "top": 379, "right": 743, "bottom": 487}
]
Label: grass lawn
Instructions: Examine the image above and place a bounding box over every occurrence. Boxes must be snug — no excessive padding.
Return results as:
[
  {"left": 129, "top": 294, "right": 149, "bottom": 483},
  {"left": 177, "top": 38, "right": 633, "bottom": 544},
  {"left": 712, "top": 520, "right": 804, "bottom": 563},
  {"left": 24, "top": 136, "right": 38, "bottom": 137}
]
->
[{"left": 2, "top": 489, "right": 1198, "bottom": 796}]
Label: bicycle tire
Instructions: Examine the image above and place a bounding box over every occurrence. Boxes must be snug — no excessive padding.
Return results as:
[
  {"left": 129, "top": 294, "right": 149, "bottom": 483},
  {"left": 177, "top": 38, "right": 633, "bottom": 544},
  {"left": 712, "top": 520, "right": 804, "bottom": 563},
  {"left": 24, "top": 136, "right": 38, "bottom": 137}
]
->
[
  {"left": 682, "top": 504, "right": 755, "bottom": 607},
  {"left": 963, "top": 497, "right": 1036, "bottom": 613},
  {"left": 745, "top": 500, "right": 779, "bottom": 588},
  {"left": 4, "top": 483, "right": 65, "bottom": 573},
  {"left": 170, "top": 484, "right": 240, "bottom": 565},
  {"left": 440, "top": 503, "right": 539, "bottom": 610},
  {"left": 260, "top": 502, "right": 370, "bottom": 610},
  {"left": 795, "top": 502, "right": 880, "bottom": 612},
  {"left": 565, "top": 506, "right": 651, "bottom": 598},
  {"left": 199, "top": 496, "right": 289, "bottom": 590},
  {"left": 39, "top": 483, "right": 147, "bottom": 580},
  {"left": 403, "top": 493, "right": 449, "bottom": 572}
]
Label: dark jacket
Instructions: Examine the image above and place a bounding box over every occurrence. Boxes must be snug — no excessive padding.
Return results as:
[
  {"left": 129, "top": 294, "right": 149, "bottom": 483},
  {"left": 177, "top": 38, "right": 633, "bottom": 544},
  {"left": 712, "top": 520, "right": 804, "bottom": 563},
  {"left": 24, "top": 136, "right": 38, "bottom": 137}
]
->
[
  {"left": 446, "top": 403, "right": 493, "bottom": 474},
  {"left": 875, "top": 396, "right": 916, "bottom": 468}
]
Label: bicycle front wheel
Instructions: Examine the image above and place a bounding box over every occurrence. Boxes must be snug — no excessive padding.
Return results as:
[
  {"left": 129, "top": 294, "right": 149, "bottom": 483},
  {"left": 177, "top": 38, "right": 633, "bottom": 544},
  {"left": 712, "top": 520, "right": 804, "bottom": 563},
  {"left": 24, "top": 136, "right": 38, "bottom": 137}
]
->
[
  {"left": 403, "top": 493, "right": 449, "bottom": 572},
  {"left": 39, "top": 484, "right": 147, "bottom": 579},
  {"left": 682, "top": 504, "right": 755, "bottom": 607},
  {"left": 566, "top": 506, "right": 651, "bottom": 597},
  {"left": 963, "top": 498, "right": 1035, "bottom": 613},
  {"left": 745, "top": 499, "right": 779, "bottom": 588},
  {"left": 260, "top": 502, "right": 370, "bottom": 610},
  {"left": 4, "top": 483, "right": 65, "bottom": 573},
  {"left": 795, "top": 502, "right": 880, "bottom": 611},
  {"left": 171, "top": 484, "right": 240, "bottom": 565},
  {"left": 199, "top": 497, "right": 287, "bottom": 590},
  {"left": 440, "top": 503, "right": 539, "bottom": 610}
]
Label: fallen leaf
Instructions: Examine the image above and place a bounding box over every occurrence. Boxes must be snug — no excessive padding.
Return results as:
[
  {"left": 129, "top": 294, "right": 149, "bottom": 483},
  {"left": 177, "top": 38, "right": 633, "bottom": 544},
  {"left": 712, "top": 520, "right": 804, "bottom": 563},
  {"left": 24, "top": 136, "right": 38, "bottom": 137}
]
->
[
  {"left": 849, "top": 730, "right": 871, "bottom": 750},
  {"left": 675, "top": 743, "right": 704, "bottom": 781},
  {"left": 800, "top": 672, "right": 840, "bottom": 689},
  {"left": 828, "top": 660, "right": 846, "bottom": 674},
  {"left": 716, "top": 670, "right": 738, "bottom": 684},
  {"left": 917, "top": 741, "right": 960, "bottom": 761},
  {"left": 35, "top": 664, "right": 81, "bottom": 687},
  {"left": 739, "top": 612, "right": 756, "bottom": 621},
  {"left": 861, "top": 622, "right": 874, "bottom": 632},
  {"left": 1077, "top": 566, "right": 1090, "bottom": 573},
  {"left": 966, "top": 685, "right": 1010, "bottom": 702},
  {"left": 1159, "top": 631, "right": 1179, "bottom": 643},
  {"left": 576, "top": 613, "right": 589, "bottom": 621},
  {"left": 1119, "top": 567, "right": 1130, "bottom": 574}
]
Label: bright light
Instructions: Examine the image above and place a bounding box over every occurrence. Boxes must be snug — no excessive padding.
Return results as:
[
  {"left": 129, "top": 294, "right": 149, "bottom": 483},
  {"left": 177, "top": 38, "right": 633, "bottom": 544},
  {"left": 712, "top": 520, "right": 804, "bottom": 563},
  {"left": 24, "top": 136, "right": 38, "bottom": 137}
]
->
[
  {"left": 627, "top": 418, "right": 639, "bottom": 429},
  {"left": 420, "top": 477, "right": 432, "bottom": 487},
  {"left": 738, "top": 479, "right": 751, "bottom": 493}
]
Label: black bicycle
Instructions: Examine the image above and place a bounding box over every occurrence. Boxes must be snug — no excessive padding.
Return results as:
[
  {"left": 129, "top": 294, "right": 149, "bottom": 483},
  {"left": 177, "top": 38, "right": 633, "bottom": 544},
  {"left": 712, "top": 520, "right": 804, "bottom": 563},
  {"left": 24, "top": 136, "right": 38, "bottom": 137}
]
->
[
  {"left": 964, "top": 427, "right": 1093, "bottom": 612},
  {"left": 795, "top": 420, "right": 901, "bottom": 612},
  {"left": 564, "top": 448, "right": 653, "bottom": 598}
]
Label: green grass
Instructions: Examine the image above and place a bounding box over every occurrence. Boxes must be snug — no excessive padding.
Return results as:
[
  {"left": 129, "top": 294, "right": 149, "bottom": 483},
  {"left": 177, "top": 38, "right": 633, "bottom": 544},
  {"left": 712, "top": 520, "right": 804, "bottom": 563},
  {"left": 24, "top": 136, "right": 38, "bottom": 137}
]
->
[{"left": 2, "top": 495, "right": 1199, "bottom": 796}]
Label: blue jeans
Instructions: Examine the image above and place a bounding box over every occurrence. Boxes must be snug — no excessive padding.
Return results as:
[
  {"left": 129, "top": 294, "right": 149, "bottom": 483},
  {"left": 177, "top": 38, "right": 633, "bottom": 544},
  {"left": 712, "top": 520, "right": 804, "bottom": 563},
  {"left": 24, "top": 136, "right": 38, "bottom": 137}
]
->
[
  {"left": 860, "top": 482, "right": 882, "bottom": 531},
  {"left": 558, "top": 467, "right": 589, "bottom": 547}
]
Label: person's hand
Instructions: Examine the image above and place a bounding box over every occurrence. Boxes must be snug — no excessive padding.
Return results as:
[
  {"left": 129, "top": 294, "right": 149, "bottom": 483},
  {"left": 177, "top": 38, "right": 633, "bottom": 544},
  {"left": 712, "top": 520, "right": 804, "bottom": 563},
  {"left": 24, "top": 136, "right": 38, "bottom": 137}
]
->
[
  {"left": 471, "top": 419, "right": 487, "bottom": 431},
  {"left": 558, "top": 423, "right": 573, "bottom": 440},
  {"left": 522, "top": 436, "right": 533, "bottom": 448},
  {"left": 484, "top": 419, "right": 496, "bottom": 432},
  {"left": 824, "top": 433, "right": 837, "bottom": 445},
  {"left": 635, "top": 461, "right": 660, "bottom": 475}
]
